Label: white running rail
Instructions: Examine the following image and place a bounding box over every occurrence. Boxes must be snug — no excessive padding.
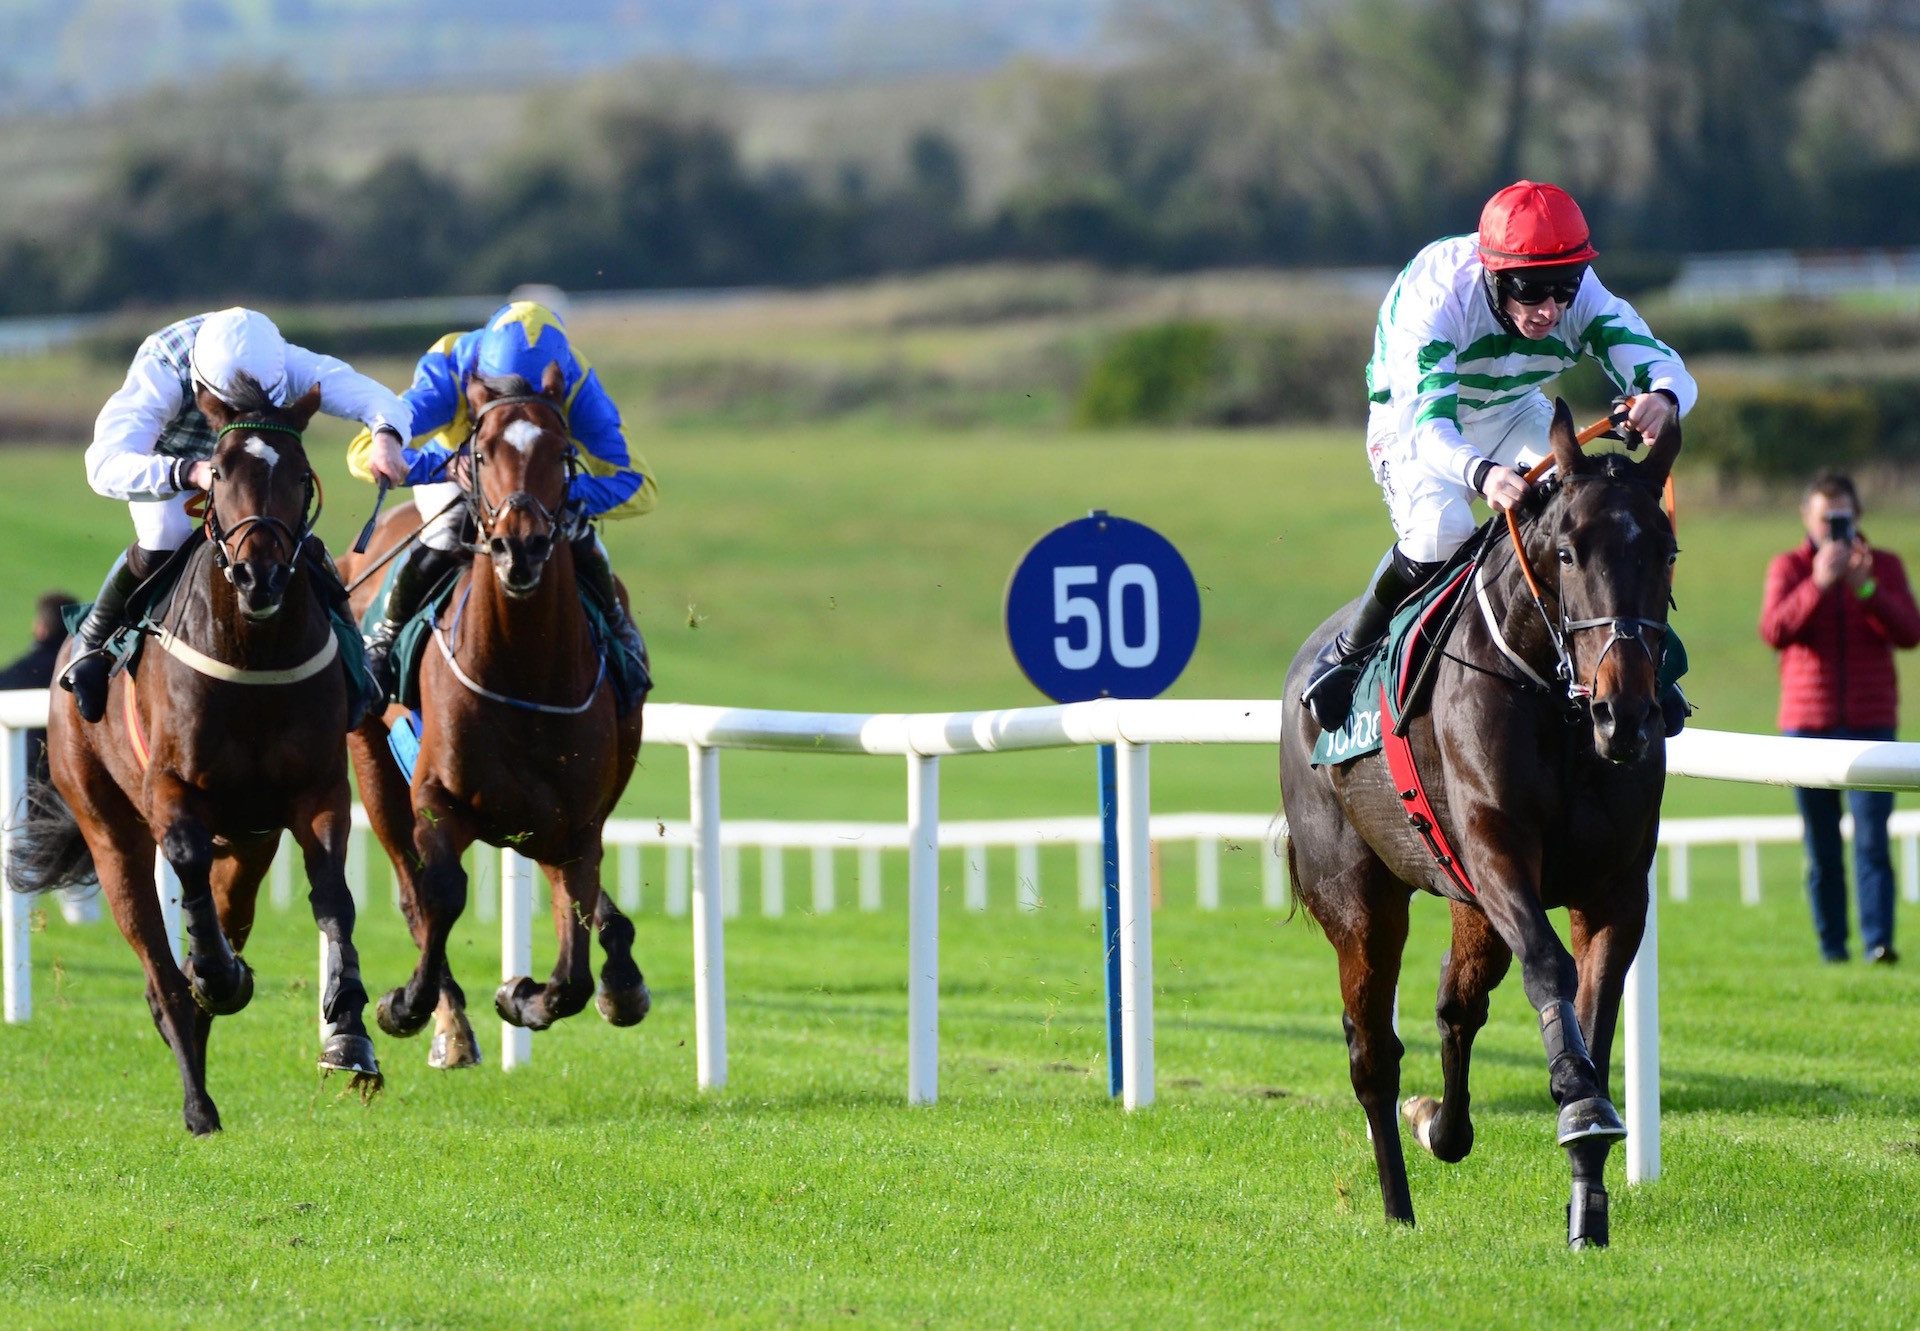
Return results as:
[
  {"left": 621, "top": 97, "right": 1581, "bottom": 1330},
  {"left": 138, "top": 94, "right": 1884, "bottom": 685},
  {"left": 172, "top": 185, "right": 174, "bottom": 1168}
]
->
[{"left": 9, "top": 688, "right": 1920, "bottom": 1185}]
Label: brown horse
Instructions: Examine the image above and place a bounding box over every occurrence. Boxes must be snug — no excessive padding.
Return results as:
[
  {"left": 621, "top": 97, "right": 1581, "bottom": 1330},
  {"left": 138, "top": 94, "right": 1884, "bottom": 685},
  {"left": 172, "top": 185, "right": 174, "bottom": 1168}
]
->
[
  {"left": 1280, "top": 400, "right": 1680, "bottom": 1246},
  {"left": 342, "top": 364, "right": 648, "bottom": 1070},
  {"left": 9, "top": 379, "right": 379, "bottom": 1135}
]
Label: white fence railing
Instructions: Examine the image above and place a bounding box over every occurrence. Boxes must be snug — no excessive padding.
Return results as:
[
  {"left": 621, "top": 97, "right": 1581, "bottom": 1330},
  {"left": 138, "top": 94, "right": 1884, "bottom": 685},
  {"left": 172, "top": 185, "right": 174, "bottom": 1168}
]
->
[{"left": 9, "top": 690, "right": 1920, "bottom": 1186}]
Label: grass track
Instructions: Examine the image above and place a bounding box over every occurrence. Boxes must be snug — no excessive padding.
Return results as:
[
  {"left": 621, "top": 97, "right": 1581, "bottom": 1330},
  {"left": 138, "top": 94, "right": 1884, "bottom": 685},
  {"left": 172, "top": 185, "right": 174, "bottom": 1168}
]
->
[{"left": 2, "top": 857, "right": 1916, "bottom": 1328}]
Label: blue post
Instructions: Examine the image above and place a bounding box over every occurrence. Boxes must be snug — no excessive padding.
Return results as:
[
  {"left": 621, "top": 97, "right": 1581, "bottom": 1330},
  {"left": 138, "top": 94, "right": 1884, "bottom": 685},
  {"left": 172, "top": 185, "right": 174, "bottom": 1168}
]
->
[{"left": 1099, "top": 742, "right": 1123, "bottom": 1097}]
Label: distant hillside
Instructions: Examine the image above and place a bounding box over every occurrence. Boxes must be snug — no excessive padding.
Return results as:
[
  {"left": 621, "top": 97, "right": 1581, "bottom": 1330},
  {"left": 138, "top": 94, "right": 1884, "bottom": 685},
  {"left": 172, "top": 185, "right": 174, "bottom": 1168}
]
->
[{"left": 0, "top": 0, "right": 1121, "bottom": 113}]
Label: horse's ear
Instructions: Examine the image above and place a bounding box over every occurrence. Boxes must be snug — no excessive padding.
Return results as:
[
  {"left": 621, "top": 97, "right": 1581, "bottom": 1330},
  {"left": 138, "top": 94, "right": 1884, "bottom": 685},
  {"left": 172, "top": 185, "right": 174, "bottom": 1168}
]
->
[
  {"left": 1640, "top": 415, "right": 1682, "bottom": 492},
  {"left": 285, "top": 383, "right": 323, "bottom": 429},
  {"left": 1549, "top": 397, "right": 1585, "bottom": 479},
  {"left": 195, "top": 383, "right": 234, "bottom": 430},
  {"left": 540, "top": 360, "right": 565, "bottom": 403},
  {"left": 465, "top": 372, "right": 494, "bottom": 422}
]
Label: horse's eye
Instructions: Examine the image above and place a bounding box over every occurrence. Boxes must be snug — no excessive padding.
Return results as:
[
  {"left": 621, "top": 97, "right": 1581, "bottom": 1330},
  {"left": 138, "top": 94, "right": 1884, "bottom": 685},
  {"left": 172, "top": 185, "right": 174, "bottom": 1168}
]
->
[{"left": 1557, "top": 547, "right": 1574, "bottom": 565}]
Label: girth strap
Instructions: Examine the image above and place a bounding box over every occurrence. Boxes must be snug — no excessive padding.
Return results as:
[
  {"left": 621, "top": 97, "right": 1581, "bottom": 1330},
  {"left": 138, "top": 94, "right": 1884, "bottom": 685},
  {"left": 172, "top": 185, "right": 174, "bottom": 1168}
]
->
[{"left": 1379, "top": 681, "right": 1479, "bottom": 898}]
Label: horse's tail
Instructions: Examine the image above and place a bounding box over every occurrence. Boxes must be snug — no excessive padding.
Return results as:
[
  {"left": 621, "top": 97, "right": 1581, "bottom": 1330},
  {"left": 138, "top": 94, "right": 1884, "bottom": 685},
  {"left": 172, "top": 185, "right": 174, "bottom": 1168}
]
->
[
  {"left": 1268, "top": 811, "right": 1306, "bottom": 925},
  {"left": 5, "top": 774, "right": 96, "bottom": 896}
]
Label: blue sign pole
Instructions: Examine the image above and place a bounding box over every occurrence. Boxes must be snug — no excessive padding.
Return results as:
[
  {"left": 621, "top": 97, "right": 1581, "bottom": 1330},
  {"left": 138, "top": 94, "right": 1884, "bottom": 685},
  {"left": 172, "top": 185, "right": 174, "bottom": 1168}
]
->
[
  {"left": 1098, "top": 742, "right": 1123, "bottom": 1098},
  {"left": 1003, "top": 507, "right": 1200, "bottom": 1103}
]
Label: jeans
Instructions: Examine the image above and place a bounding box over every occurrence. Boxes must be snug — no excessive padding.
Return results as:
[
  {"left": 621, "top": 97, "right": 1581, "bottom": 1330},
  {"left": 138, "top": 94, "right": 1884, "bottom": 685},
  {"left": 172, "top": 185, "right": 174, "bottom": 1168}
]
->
[{"left": 1789, "top": 727, "right": 1898, "bottom": 959}]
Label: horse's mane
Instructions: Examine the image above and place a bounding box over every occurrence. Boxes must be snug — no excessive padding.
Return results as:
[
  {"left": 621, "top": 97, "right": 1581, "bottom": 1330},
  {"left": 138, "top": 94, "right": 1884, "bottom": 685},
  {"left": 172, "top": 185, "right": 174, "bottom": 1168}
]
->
[
  {"left": 219, "top": 371, "right": 281, "bottom": 419},
  {"left": 474, "top": 372, "right": 539, "bottom": 399}
]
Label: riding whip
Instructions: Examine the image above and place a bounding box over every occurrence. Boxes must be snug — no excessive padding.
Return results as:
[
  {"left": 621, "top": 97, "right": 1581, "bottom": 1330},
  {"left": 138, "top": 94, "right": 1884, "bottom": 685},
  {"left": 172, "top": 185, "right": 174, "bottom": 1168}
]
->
[{"left": 352, "top": 479, "right": 390, "bottom": 555}]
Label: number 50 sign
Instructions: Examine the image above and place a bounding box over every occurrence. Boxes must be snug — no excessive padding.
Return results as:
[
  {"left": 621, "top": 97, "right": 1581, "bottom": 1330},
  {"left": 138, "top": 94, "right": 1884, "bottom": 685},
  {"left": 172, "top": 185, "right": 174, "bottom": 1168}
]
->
[{"left": 1004, "top": 510, "right": 1201, "bottom": 702}]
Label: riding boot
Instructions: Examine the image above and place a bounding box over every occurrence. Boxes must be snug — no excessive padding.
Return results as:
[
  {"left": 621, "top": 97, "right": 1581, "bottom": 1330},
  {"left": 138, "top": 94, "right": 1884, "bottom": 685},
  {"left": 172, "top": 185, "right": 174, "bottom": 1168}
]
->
[
  {"left": 59, "top": 543, "right": 161, "bottom": 723},
  {"left": 363, "top": 543, "right": 461, "bottom": 706},
  {"left": 1301, "top": 547, "right": 1443, "bottom": 731},
  {"left": 1659, "top": 682, "right": 1691, "bottom": 738},
  {"left": 571, "top": 534, "right": 651, "bottom": 693}
]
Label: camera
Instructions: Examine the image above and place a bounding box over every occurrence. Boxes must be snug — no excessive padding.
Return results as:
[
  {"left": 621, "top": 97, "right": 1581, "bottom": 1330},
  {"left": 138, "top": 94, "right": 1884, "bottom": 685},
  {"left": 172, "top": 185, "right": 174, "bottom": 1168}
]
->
[{"left": 1827, "top": 511, "right": 1857, "bottom": 544}]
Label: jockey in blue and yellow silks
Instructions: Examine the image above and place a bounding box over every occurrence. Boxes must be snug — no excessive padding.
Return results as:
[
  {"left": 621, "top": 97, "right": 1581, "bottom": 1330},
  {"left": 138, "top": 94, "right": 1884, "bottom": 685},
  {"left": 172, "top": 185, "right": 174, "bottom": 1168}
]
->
[{"left": 349, "top": 300, "right": 656, "bottom": 702}]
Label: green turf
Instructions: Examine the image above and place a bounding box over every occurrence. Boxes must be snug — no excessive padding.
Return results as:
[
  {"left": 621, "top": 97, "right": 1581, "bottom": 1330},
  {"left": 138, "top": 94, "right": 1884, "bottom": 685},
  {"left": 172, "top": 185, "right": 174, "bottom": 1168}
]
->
[
  {"left": 2, "top": 853, "right": 1916, "bottom": 1328},
  {"left": 4, "top": 394, "right": 1920, "bottom": 1325}
]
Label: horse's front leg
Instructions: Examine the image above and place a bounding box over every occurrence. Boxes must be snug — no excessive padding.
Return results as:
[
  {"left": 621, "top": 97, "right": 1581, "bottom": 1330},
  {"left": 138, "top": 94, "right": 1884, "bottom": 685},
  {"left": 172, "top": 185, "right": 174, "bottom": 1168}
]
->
[
  {"left": 1559, "top": 883, "right": 1651, "bottom": 1249},
  {"left": 1473, "top": 831, "right": 1628, "bottom": 1248},
  {"left": 294, "top": 782, "right": 381, "bottom": 1082},
  {"left": 592, "top": 873, "right": 651, "bottom": 1028},
  {"left": 150, "top": 774, "right": 254, "bottom": 1017},
  {"left": 1403, "top": 900, "right": 1511, "bottom": 1164},
  {"left": 497, "top": 849, "right": 600, "bottom": 1031},
  {"left": 378, "top": 780, "right": 475, "bottom": 1043}
]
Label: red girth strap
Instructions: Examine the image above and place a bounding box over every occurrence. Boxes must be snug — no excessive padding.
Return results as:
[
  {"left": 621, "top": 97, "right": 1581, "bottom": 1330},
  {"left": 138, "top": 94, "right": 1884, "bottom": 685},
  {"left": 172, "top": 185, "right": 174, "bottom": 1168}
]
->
[{"left": 1379, "top": 681, "right": 1477, "bottom": 897}]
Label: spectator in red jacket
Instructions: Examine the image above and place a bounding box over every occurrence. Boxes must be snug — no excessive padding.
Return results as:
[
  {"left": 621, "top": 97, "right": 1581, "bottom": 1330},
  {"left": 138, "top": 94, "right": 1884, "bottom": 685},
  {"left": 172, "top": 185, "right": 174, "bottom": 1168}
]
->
[{"left": 1760, "top": 472, "right": 1920, "bottom": 964}]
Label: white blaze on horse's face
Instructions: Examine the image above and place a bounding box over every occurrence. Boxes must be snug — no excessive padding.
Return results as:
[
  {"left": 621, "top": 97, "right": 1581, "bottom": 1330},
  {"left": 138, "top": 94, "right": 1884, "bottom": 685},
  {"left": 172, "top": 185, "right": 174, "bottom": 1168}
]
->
[
  {"left": 503, "top": 420, "right": 543, "bottom": 456},
  {"left": 242, "top": 438, "right": 277, "bottom": 476}
]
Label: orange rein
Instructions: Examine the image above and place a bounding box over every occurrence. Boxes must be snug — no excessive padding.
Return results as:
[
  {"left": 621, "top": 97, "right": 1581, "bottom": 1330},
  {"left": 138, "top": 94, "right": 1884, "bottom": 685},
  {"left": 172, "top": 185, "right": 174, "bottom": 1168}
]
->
[{"left": 1502, "top": 397, "right": 1678, "bottom": 601}]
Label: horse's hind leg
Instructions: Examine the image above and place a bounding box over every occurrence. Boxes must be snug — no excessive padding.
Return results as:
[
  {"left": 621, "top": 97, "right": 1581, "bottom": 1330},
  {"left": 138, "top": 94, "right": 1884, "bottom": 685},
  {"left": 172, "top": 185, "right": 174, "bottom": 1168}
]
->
[
  {"left": 375, "top": 781, "right": 473, "bottom": 1046},
  {"left": 1404, "top": 901, "right": 1512, "bottom": 1164},
  {"left": 592, "top": 888, "right": 651, "bottom": 1028},
  {"left": 1324, "top": 868, "right": 1417, "bottom": 1225},
  {"left": 496, "top": 853, "right": 600, "bottom": 1031}
]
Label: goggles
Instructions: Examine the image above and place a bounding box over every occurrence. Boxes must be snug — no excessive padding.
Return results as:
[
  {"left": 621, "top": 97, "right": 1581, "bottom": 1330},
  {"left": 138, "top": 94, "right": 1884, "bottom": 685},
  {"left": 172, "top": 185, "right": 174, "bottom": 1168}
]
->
[{"left": 1500, "top": 269, "right": 1583, "bottom": 306}]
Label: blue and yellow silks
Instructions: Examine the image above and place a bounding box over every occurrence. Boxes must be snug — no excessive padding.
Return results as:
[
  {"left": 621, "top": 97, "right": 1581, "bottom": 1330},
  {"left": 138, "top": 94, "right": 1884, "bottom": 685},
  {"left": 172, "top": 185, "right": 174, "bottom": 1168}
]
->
[{"left": 347, "top": 301, "right": 656, "bottom": 520}]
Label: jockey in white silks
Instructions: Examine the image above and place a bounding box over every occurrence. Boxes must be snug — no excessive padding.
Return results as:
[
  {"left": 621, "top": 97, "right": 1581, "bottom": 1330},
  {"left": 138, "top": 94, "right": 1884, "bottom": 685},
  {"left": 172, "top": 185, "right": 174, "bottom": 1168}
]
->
[
  {"left": 1300, "top": 180, "right": 1698, "bottom": 735},
  {"left": 60, "top": 307, "right": 413, "bottom": 722}
]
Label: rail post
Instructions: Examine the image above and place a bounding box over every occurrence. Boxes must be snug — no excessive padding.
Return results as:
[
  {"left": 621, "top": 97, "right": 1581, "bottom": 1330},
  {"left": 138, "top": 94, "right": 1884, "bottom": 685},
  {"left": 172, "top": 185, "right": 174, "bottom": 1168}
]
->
[
  {"left": 690, "top": 744, "right": 727, "bottom": 1089},
  {"left": 907, "top": 752, "right": 940, "bottom": 1104}
]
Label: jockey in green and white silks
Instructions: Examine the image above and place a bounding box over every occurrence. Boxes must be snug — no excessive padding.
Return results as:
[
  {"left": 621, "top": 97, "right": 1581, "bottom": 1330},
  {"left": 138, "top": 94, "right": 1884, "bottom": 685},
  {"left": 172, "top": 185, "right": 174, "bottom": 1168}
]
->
[
  {"left": 60, "top": 307, "right": 413, "bottom": 723},
  {"left": 347, "top": 299, "right": 656, "bottom": 705},
  {"left": 1301, "top": 180, "right": 1697, "bottom": 733}
]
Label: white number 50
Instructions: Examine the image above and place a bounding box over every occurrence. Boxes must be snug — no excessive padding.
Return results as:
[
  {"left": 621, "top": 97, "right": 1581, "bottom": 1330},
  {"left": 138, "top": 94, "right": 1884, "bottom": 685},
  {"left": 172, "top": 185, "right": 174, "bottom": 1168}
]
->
[{"left": 1053, "top": 564, "right": 1160, "bottom": 671}]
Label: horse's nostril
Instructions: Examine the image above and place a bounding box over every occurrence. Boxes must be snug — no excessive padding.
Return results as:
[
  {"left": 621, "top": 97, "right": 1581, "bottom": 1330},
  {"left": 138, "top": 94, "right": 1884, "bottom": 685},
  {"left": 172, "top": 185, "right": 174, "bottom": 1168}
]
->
[
  {"left": 1592, "top": 700, "right": 1614, "bottom": 731},
  {"left": 490, "top": 536, "right": 512, "bottom": 560}
]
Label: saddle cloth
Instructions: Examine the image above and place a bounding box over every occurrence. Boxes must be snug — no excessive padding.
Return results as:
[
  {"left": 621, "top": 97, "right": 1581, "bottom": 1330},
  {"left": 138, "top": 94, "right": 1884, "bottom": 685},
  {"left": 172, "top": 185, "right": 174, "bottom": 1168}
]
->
[{"left": 1310, "top": 563, "right": 1476, "bottom": 768}]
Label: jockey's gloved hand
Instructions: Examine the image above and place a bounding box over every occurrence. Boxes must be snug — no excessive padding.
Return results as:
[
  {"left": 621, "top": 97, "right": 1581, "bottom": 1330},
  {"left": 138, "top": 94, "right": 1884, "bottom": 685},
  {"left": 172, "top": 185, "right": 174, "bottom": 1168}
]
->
[{"left": 1608, "top": 395, "right": 1642, "bottom": 450}]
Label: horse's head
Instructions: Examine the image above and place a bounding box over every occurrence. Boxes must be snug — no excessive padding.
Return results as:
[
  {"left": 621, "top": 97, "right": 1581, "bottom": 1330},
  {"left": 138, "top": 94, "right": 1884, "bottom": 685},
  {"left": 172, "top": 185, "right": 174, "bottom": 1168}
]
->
[
  {"left": 464, "top": 363, "right": 572, "bottom": 599},
  {"left": 1530, "top": 399, "right": 1682, "bottom": 765},
  {"left": 195, "top": 376, "right": 322, "bottom": 621}
]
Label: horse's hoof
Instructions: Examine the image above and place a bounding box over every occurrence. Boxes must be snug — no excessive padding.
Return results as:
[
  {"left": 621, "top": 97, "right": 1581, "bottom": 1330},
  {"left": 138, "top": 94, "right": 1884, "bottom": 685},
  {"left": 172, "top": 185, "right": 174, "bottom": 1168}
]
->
[
  {"left": 1402, "top": 1095, "right": 1441, "bottom": 1153},
  {"left": 596, "top": 982, "right": 652, "bottom": 1027},
  {"left": 184, "top": 956, "right": 255, "bottom": 1016},
  {"left": 1557, "top": 1096, "right": 1627, "bottom": 1146},
  {"left": 318, "top": 1031, "right": 380, "bottom": 1078},
  {"left": 429, "top": 1025, "right": 482, "bottom": 1070},
  {"left": 494, "top": 976, "right": 545, "bottom": 1029},
  {"left": 376, "top": 988, "right": 431, "bottom": 1039},
  {"left": 184, "top": 1103, "right": 222, "bottom": 1137}
]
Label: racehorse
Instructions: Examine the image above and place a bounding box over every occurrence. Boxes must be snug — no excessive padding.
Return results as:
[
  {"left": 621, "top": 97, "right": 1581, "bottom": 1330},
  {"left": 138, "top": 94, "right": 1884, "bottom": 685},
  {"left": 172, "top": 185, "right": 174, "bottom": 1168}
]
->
[
  {"left": 341, "top": 363, "right": 648, "bottom": 1070},
  {"left": 9, "top": 378, "right": 379, "bottom": 1135},
  {"left": 1279, "top": 400, "right": 1680, "bottom": 1246}
]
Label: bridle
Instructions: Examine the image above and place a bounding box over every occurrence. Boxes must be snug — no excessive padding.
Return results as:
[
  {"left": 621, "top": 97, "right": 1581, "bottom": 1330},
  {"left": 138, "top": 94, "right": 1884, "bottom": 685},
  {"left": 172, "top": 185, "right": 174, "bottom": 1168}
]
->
[
  {"left": 460, "top": 393, "right": 578, "bottom": 552},
  {"left": 205, "top": 420, "right": 319, "bottom": 586}
]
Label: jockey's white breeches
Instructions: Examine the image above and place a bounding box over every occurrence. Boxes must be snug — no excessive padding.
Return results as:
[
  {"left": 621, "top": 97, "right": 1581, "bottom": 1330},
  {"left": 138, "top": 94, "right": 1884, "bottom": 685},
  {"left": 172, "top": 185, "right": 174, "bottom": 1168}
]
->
[
  {"left": 127, "top": 493, "right": 199, "bottom": 550},
  {"left": 1366, "top": 394, "right": 1552, "bottom": 564},
  {"left": 413, "top": 481, "right": 467, "bottom": 552}
]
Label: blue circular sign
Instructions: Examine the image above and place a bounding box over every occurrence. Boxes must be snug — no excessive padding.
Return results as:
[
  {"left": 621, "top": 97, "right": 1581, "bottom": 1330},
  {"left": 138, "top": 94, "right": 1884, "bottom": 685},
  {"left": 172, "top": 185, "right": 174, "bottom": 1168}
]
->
[{"left": 1005, "top": 511, "right": 1201, "bottom": 703}]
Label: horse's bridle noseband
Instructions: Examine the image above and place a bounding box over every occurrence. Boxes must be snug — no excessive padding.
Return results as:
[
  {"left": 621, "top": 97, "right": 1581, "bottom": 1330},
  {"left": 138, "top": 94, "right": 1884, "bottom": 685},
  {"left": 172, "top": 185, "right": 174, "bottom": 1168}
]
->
[
  {"left": 205, "top": 420, "right": 318, "bottom": 586},
  {"left": 461, "top": 393, "right": 578, "bottom": 550}
]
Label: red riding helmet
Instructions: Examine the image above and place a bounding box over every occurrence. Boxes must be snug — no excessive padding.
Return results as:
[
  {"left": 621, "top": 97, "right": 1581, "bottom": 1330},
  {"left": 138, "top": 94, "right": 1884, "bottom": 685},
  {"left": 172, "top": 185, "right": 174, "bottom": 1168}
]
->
[{"left": 1476, "top": 181, "right": 1598, "bottom": 270}]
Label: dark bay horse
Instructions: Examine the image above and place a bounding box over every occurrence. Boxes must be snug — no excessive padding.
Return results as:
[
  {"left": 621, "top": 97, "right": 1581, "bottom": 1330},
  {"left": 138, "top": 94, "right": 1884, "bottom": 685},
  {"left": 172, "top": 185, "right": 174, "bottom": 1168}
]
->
[
  {"left": 9, "top": 380, "right": 379, "bottom": 1134},
  {"left": 1280, "top": 400, "right": 1680, "bottom": 1246},
  {"left": 342, "top": 363, "right": 648, "bottom": 1070}
]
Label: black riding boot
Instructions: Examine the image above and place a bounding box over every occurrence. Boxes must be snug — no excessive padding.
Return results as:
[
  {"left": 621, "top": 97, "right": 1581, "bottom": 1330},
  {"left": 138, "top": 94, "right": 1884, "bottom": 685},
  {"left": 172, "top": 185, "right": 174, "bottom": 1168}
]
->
[
  {"left": 1301, "top": 547, "right": 1442, "bottom": 731},
  {"left": 363, "top": 543, "right": 462, "bottom": 705},
  {"left": 571, "top": 534, "right": 651, "bottom": 694},
  {"left": 1659, "top": 682, "right": 1691, "bottom": 738},
  {"left": 59, "top": 543, "right": 162, "bottom": 723}
]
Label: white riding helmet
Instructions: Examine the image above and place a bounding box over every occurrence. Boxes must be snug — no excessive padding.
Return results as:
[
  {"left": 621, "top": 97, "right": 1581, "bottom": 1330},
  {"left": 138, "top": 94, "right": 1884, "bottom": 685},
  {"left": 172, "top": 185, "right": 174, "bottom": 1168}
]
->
[{"left": 190, "top": 307, "right": 291, "bottom": 407}]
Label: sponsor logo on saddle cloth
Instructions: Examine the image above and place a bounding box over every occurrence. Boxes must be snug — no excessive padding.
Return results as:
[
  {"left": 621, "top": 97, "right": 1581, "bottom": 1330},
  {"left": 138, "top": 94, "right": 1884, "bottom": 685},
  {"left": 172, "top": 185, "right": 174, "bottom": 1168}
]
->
[{"left": 1310, "top": 565, "right": 1476, "bottom": 767}]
